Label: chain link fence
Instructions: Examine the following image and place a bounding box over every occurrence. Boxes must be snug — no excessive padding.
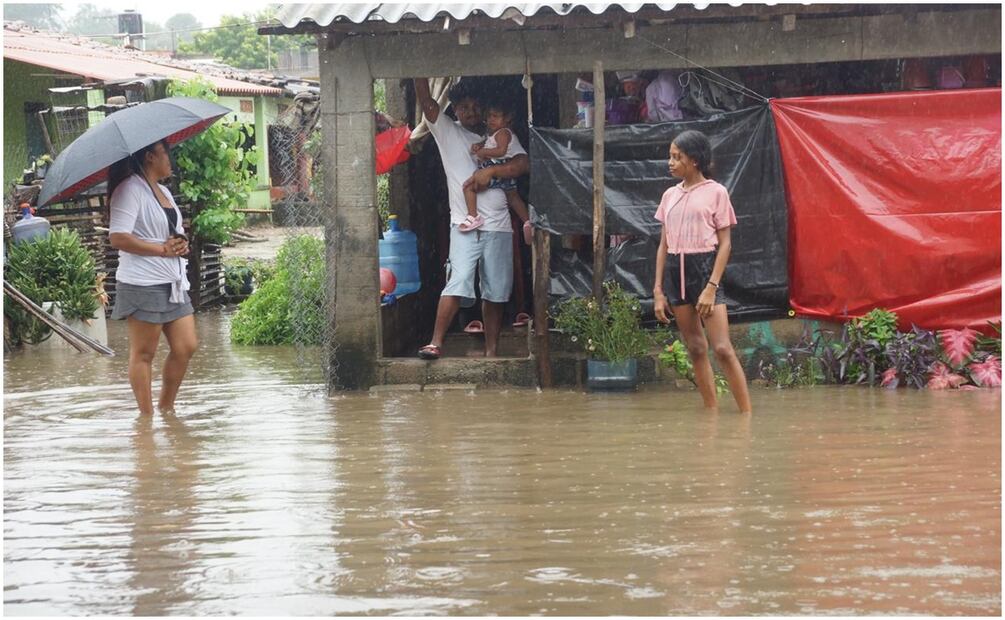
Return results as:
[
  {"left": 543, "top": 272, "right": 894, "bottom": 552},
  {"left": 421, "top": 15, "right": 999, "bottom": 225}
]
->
[{"left": 268, "top": 92, "right": 337, "bottom": 387}]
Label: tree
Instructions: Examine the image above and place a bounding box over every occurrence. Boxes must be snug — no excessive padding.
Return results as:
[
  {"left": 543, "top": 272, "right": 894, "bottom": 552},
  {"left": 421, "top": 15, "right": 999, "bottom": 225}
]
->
[
  {"left": 142, "top": 20, "right": 171, "bottom": 51},
  {"left": 3, "top": 3, "right": 63, "bottom": 30},
  {"left": 63, "top": 3, "right": 118, "bottom": 45},
  {"left": 165, "top": 13, "right": 201, "bottom": 47},
  {"left": 178, "top": 9, "right": 313, "bottom": 70}
]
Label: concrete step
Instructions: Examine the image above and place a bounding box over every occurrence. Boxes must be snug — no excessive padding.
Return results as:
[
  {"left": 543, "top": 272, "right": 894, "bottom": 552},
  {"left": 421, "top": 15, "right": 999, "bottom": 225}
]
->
[
  {"left": 375, "top": 356, "right": 539, "bottom": 388},
  {"left": 438, "top": 327, "right": 531, "bottom": 358}
]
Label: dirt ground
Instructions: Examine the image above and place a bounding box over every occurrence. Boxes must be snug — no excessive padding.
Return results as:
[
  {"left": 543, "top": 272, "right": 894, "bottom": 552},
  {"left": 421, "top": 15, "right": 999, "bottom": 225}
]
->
[{"left": 221, "top": 225, "right": 322, "bottom": 262}]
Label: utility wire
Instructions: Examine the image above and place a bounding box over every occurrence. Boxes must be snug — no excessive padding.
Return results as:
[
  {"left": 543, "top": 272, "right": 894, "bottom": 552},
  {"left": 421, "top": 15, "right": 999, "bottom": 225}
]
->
[
  {"left": 637, "top": 33, "right": 768, "bottom": 103},
  {"left": 74, "top": 18, "right": 282, "bottom": 40}
]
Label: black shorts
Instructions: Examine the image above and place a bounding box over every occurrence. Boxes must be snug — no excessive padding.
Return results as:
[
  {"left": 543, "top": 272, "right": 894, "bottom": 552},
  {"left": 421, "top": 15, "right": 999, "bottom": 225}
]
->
[{"left": 663, "top": 250, "right": 726, "bottom": 306}]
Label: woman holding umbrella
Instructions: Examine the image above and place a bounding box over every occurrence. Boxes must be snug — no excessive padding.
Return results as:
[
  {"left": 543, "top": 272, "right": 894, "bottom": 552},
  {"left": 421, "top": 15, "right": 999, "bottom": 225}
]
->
[
  {"left": 107, "top": 139, "right": 195, "bottom": 417},
  {"left": 38, "top": 96, "right": 230, "bottom": 417}
]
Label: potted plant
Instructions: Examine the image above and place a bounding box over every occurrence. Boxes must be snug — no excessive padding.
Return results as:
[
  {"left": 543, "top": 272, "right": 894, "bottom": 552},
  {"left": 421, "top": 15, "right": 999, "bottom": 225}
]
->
[{"left": 553, "top": 280, "right": 659, "bottom": 390}]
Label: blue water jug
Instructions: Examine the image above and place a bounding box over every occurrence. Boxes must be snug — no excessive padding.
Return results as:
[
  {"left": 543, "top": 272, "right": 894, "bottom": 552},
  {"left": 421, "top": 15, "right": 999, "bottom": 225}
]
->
[
  {"left": 11, "top": 205, "right": 50, "bottom": 244},
  {"left": 378, "top": 215, "right": 420, "bottom": 296}
]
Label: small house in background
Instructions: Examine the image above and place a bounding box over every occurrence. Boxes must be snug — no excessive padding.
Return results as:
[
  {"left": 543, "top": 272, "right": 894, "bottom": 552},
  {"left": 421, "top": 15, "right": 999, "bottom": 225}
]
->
[{"left": 2, "top": 21, "right": 302, "bottom": 213}]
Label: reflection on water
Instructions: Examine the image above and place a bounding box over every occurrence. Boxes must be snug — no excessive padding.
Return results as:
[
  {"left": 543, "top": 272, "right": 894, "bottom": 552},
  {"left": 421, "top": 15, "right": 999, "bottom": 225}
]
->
[{"left": 4, "top": 310, "right": 1001, "bottom": 615}]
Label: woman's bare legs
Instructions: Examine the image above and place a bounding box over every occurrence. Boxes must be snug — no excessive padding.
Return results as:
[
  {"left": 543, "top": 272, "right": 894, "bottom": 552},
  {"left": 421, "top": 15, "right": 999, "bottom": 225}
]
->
[
  {"left": 670, "top": 303, "right": 718, "bottom": 409},
  {"left": 703, "top": 304, "right": 752, "bottom": 414},
  {"left": 126, "top": 317, "right": 163, "bottom": 416},
  {"left": 159, "top": 314, "right": 198, "bottom": 413}
]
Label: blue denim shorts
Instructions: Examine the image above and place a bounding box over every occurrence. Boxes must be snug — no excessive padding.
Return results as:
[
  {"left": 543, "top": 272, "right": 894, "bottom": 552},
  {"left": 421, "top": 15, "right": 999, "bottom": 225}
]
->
[{"left": 441, "top": 225, "right": 513, "bottom": 304}]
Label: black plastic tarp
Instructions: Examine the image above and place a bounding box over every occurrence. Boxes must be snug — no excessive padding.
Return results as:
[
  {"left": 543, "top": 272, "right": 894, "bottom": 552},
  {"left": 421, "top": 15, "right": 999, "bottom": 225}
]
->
[{"left": 531, "top": 105, "right": 789, "bottom": 321}]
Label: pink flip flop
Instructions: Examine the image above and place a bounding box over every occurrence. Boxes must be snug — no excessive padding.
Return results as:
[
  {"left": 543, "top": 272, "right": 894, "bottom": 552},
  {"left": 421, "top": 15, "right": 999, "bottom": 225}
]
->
[
  {"left": 512, "top": 312, "right": 531, "bottom": 327},
  {"left": 463, "top": 320, "right": 484, "bottom": 334}
]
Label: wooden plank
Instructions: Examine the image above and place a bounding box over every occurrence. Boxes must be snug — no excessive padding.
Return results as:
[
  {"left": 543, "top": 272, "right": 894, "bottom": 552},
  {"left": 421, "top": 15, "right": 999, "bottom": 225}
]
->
[
  {"left": 591, "top": 60, "right": 606, "bottom": 302},
  {"left": 532, "top": 228, "right": 552, "bottom": 389}
]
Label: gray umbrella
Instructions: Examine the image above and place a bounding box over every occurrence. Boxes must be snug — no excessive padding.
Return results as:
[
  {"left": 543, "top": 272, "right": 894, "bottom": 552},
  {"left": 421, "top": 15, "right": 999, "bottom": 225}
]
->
[{"left": 38, "top": 97, "right": 231, "bottom": 206}]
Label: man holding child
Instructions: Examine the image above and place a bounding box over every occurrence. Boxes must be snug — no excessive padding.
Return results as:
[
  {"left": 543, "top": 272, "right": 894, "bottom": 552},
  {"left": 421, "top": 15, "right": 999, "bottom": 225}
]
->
[{"left": 414, "top": 78, "right": 530, "bottom": 360}]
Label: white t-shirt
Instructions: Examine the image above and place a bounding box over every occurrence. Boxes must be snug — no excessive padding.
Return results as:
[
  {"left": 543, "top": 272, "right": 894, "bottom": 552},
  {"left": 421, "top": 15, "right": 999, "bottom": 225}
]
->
[
  {"left": 108, "top": 174, "right": 190, "bottom": 302},
  {"left": 427, "top": 112, "right": 522, "bottom": 233},
  {"left": 484, "top": 128, "right": 526, "bottom": 161}
]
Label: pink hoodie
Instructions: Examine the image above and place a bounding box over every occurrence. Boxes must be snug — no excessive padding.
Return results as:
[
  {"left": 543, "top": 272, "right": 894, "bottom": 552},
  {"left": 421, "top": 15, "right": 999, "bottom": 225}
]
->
[{"left": 654, "top": 179, "right": 737, "bottom": 298}]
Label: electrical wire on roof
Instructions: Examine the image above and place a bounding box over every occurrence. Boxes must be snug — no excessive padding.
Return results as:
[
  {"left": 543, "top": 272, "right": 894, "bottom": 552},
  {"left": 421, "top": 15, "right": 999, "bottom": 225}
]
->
[{"left": 637, "top": 33, "right": 768, "bottom": 103}]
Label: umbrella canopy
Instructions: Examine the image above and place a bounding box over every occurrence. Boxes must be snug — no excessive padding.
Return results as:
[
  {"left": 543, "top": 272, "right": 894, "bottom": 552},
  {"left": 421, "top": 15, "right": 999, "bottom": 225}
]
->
[{"left": 38, "top": 97, "right": 231, "bottom": 206}]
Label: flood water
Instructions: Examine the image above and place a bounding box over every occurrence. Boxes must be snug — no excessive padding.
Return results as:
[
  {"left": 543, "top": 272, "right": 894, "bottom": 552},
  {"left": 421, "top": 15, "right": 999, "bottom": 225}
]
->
[{"left": 4, "top": 310, "right": 1001, "bottom": 615}]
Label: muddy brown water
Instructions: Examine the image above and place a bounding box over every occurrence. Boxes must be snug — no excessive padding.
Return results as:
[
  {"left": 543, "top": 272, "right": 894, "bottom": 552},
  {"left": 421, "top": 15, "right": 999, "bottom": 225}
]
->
[{"left": 4, "top": 310, "right": 1001, "bottom": 615}]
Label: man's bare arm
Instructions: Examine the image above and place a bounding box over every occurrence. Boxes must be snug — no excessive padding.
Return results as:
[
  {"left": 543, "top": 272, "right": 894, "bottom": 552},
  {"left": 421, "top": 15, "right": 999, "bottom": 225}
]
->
[
  {"left": 471, "top": 153, "right": 528, "bottom": 186},
  {"left": 413, "top": 78, "right": 439, "bottom": 124}
]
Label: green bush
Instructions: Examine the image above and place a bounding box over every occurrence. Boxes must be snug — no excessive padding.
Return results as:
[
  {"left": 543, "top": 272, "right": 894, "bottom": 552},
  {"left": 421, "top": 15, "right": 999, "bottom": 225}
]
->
[
  {"left": 552, "top": 281, "right": 660, "bottom": 363},
  {"left": 4, "top": 228, "right": 101, "bottom": 345},
  {"left": 229, "top": 235, "right": 324, "bottom": 345}
]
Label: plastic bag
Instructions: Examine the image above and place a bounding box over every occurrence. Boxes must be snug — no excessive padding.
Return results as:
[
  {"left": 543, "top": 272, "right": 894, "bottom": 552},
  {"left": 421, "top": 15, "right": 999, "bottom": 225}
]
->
[{"left": 375, "top": 125, "right": 412, "bottom": 175}]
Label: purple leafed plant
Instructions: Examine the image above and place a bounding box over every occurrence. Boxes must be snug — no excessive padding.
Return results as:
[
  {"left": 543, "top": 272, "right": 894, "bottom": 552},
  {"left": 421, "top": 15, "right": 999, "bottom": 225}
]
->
[{"left": 883, "top": 326, "right": 939, "bottom": 389}]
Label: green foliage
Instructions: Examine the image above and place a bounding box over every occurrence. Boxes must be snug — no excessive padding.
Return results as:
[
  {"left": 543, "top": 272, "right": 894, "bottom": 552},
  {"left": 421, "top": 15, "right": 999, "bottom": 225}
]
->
[
  {"left": 852, "top": 308, "right": 899, "bottom": 347},
  {"left": 4, "top": 228, "right": 100, "bottom": 345},
  {"left": 223, "top": 257, "right": 275, "bottom": 296},
  {"left": 230, "top": 235, "right": 324, "bottom": 345},
  {"left": 552, "top": 281, "right": 660, "bottom": 363},
  {"left": 178, "top": 10, "right": 313, "bottom": 70},
  {"left": 62, "top": 4, "right": 119, "bottom": 44},
  {"left": 377, "top": 174, "right": 390, "bottom": 229},
  {"left": 164, "top": 13, "right": 201, "bottom": 45},
  {"left": 168, "top": 77, "right": 256, "bottom": 244},
  {"left": 4, "top": 3, "right": 63, "bottom": 30},
  {"left": 977, "top": 321, "right": 1002, "bottom": 356},
  {"left": 658, "top": 339, "right": 730, "bottom": 394}
]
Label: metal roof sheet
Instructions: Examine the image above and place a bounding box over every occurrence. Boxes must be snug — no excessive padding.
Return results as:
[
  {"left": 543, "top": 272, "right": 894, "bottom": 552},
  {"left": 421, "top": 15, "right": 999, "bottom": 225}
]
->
[
  {"left": 3, "top": 25, "right": 285, "bottom": 97},
  {"left": 275, "top": 2, "right": 684, "bottom": 28}
]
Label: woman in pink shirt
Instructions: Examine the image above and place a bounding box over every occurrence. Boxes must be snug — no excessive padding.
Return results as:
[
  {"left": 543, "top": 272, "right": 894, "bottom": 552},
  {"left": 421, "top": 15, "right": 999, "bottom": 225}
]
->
[{"left": 653, "top": 130, "right": 752, "bottom": 414}]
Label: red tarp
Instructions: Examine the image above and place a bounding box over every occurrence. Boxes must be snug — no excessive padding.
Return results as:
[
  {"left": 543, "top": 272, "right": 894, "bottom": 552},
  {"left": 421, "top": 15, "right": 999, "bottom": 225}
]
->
[{"left": 771, "top": 89, "right": 1001, "bottom": 334}]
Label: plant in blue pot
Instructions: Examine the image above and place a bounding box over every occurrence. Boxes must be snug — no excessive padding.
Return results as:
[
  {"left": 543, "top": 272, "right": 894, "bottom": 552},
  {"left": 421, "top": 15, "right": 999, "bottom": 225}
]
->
[{"left": 553, "top": 281, "right": 659, "bottom": 391}]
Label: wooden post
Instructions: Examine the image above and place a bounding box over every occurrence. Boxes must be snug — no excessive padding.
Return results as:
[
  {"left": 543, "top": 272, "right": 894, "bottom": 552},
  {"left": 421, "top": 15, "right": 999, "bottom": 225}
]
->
[
  {"left": 591, "top": 61, "right": 606, "bottom": 301},
  {"left": 533, "top": 228, "right": 552, "bottom": 388}
]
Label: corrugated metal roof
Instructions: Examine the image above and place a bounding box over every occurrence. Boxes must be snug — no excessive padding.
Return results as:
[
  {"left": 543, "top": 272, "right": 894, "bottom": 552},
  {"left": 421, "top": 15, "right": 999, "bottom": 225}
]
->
[
  {"left": 3, "top": 25, "right": 285, "bottom": 97},
  {"left": 275, "top": 2, "right": 683, "bottom": 28}
]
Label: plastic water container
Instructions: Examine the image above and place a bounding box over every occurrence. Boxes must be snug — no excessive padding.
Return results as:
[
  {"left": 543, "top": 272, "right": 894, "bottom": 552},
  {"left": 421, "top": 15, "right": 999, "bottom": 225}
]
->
[
  {"left": 11, "top": 205, "right": 50, "bottom": 244},
  {"left": 378, "top": 215, "right": 420, "bottom": 296}
]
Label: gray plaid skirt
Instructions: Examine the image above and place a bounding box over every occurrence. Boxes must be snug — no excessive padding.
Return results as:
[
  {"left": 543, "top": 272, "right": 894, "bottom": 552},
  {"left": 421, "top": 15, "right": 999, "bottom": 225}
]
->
[{"left": 111, "top": 282, "right": 193, "bottom": 324}]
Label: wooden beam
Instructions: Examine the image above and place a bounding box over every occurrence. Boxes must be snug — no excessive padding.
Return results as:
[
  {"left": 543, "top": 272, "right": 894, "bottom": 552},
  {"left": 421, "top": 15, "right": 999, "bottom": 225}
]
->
[
  {"left": 591, "top": 60, "right": 605, "bottom": 302},
  {"left": 532, "top": 228, "right": 552, "bottom": 388}
]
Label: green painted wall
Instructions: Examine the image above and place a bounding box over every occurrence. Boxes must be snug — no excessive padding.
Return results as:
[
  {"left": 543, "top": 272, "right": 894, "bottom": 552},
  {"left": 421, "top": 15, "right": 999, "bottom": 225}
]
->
[{"left": 3, "top": 61, "right": 60, "bottom": 187}]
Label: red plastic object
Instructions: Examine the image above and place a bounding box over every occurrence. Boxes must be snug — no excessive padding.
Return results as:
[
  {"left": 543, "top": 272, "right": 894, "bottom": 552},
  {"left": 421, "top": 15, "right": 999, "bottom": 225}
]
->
[
  {"left": 379, "top": 267, "right": 397, "bottom": 296},
  {"left": 771, "top": 89, "right": 1001, "bottom": 334},
  {"left": 375, "top": 125, "right": 411, "bottom": 175}
]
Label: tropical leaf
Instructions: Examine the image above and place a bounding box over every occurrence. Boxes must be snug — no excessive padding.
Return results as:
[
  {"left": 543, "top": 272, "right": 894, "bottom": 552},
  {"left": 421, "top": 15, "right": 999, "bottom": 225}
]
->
[
  {"left": 939, "top": 328, "right": 979, "bottom": 367},
  {"left": 927, "top": 361, "right": 967, "bottom": 390},
  {"left": 880, "top": 367, "right": 899, "bottom": 389},
  {"left": 968, "top": 355, "right": 1002, "bottom": 388}
]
